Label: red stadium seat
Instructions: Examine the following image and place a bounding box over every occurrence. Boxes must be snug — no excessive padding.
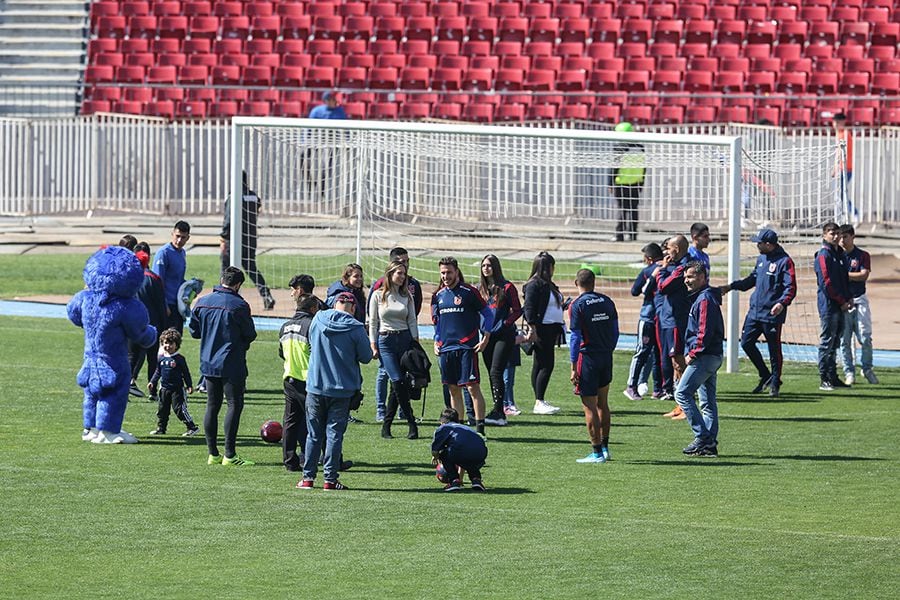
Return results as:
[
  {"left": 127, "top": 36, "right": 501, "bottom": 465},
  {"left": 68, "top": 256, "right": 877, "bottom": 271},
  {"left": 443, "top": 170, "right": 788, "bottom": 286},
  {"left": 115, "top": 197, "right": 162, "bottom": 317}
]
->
[
  {"left": 560, "top": 17, "right": 590, "bottom": 43},
  {"left": 91, "top": 2, "right": 120, "bottom": 28},
  {"left": 439, "top": 55, "right": 467, "bottom": 70},
  {"left": 527, "top": 103, "right": 558, "bottom": 121},
  {"left": 533, "top": 55, "right": 562, "bottom": 72},
  {"left": 684, "top": 71, "right": 712, "bottom": 92},
  {"left": 400, "top": 102, "right": 431, "bottom": 119},
  {"left": 808, "top": 72, "right": 838, "bottom": 95},
  {"left": 212, "top": 65, "right": 241, "bottom": 85},
  {"left": 376, "top": 54, "right": 406, "bottom": 69},
  {"left": 777, "top": 72, "right": 808, "bottom": 93},
  {"left": 400, "top": 67, "right": 430, "bottom": 90},
  {"left": 657, "top": 105, "right": 685, "bottom": 124},
  {"left": 184, "top": 2, "right": 211, "bottom": 17},
  {"left": 96, "top": 52, "right": 124, "bottom": 67},
  {"left": 494, "top": 103, "right": 525, "bottom": 122},
  {"left": 652, "top": 70, "right": 682, "bottom": 92},
  {"left": 712, "top": 43, "right": 741, "bottom": 60},
  {"left": 590, "top": 18, "right": 621, "bottom": 44},
  {"left": 684, "top": 20, "right": 713, "bottom": 45},
  {"left": 494, "top": 68, "right": 524, "bottom": 90},
  {"left": 714, "top": 71, "right": 744, "bottom": 93},
  {"left": 375, "top": 16, "right": 405, "bottom": 41},
  {"left": 221, "top": 16, "right": 250, "bottom": 39},
  {"left": 283, "top": 15, "right": 311, "bottom": 39},
  {"left": 621, "top": 105, "right": 652, "bottom": 125},
  {"left": 97, "top": 16, "right": 127, "bottom": 38},
  {"left": 778, "top": 21, "right": 808, "bottom": 45},
  {"left": 463, "top": 103, "right": 493, "bottom": 123},
  {"left": 498, "top": 16, "right": 528, "bottom": 43},
  {"left": 462, "top": 40, "right": 491, "bottom": 57},
  {"left": 783, "top": 108, "right": 812, "bottom": 127},
  {"left": 685, "top": 105, "right": 717, "bottom": 123},
  {"left": 502, "top": 56, "right": 531, "bottom": 71},
  {"left": 718, "top": 106, "right": 749, "bottom": 123},
  {"left": 681, "top": 43, "right": 709, "bottom": 58},
  {"left": 841, "top": 22, "right": 870, "bottom": 46},
  {"left": 153, "top": 1, "right": 180, "bottom": 17},
  {"left": 158, "top": 16, "right": 187, "bottom": 38},
  {"left": 177, "top": 101, "right": 208, "bottom": 119},
  {"left": 437, "top": 16, "right": 466, "bottom": 40},
  {"left": 367, "top": 67, "right": 398, "bottom": 90},
  {"left": 468, "top": 16, "right": 498, "bottom": 42},
  {"left": 809, "top": 21, "right": 839, "bottom": 46},
  {"left": 406, "top": 16, "right": 435, "bottom": 41},
  {"left": 431, "top": 39, "right": 459, "bottom": 56},
  {"left": 432, "top": 102, "right": 462, "bottom": 120},
  {"left": 524, "top": 3, "right": 552, "bottom": 19},
  {"left": 558, "top": 104, "right": 589, "bottom": 120},
  {"left": 589, "top": 70, "right": 618, "bottom": 91},
  {"left": 590, "top": 104, "right": 621, "bottom": 123},
  {"left": 274, "top": 66, "right": 304, "bottom": 87},
  {"left": 716, "top": 20, "right": 745, "bottom": 45},
  {"left": 312, "top": 15, "right": 343, "bottom": 40},
  {"left": 462, "top": 67, "right": 492, "bottom": 91},
  {"left": 626, "top": 57, "right": 654, "bottom": 72},
  {"left": 620, "top": 70, "right": 650, "bottom": 92},
  {"left": 492, "top": 2, "right": 520, "bottom": 18},
  {"left": 654, "top": 19, "right": 683, "bottom": 44},
  {"left": 556, "top": 70, "right": 587, "bottom": 92},
  {"left": 117, "top": 65, "right": 146, "bottom": 84},
  {"left": 529, "top": 17, "right": 560, "bottom": 43},
  {"left": 178, "top": 65, "right": 208, "bottom": 85},
  {"left": 471, "top": 55, "right": 499, "bottom": 72},
  {"left": 872, "top": 73, "right": 900, "bottom": 96},
  {"left": 209, "top": 101, "right": 238, "bottom": 118},
  {"left": 746, "top": 21, "right": 775, "bottom": 45},
  {"left": 221, "top": 53, "right": 249, "bottom": 67},
  {"left": 871, "top": 23, "right": 899, "bottom": 46},
  {"left": 123, "top": 87, "right": 153, "bottom": 103},
  {"left": 186, "top": 53, "right": 215, "bottom": 67},
  {"left": 146, "top": 100, "right": 175, "bottom": 119},
  {"left": 524, "top": 68, "right": 555, "bottom": 91},
  {"left": 840, "top": 73, "right": 870, "bottom": 95},
  {"left": 658, "top": 57, "right": 686, "bottom": 74},
  {"left": 524, "top": 41, "right": 553, "bottom": 57}
]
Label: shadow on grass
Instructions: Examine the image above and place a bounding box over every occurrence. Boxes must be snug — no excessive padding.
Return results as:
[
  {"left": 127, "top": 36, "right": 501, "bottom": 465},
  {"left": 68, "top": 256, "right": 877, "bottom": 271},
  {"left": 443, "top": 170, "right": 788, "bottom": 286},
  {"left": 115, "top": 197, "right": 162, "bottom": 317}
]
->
[
  {"left": 717, "top": 393, "right": 821, "bottom": 403},
  {"left": 490, "top": 436, "right": 584, "bottom": 445},
  {"left": 732, "top": 454, "right": 885, "bottom": 462},
  {"left": 629, "top": 459, "right": 760, "bottom": 467},
  {"left": 723, "top": 415, "right": 852, "bottom": 423},
  {"left": 356, "top": 485, "right": 535, "bottom": 495}
]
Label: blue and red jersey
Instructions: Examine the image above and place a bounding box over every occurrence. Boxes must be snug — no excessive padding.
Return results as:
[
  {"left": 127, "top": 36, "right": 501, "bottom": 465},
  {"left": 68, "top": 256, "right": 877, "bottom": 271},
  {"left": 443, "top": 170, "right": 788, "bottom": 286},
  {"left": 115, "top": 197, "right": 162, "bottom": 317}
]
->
[
  {"left": 688, "top": 246, "right": 710, "bottom": 272},
  {"left": 431, "top": 283, "right": 494, "bottom": 352},
  {"left": 845, "top": 246, "right": 870, "bottom": 298},
  {"left": 631, "top": 263, "right": 659, "bottom": 321},
  {"left": 484, "top": 279, "right": 522, "bottom": 336},
  {"left": 728, "top": 245, "right": 797, "bottom": 324},
  {"left": 568, "top": 291, "right": 619, "bottom": 363},
  {"left": 814, "top": 243, "right": 851, "bottom": 314},
  {"left": 655, "top": 255, "right": 690, "bottom": 329},
  {"left": 150, "top": 352, "right": 193, "bottom": 391},
  {"left": 686, "top": 286, "right": 724, "bottom": 359}
]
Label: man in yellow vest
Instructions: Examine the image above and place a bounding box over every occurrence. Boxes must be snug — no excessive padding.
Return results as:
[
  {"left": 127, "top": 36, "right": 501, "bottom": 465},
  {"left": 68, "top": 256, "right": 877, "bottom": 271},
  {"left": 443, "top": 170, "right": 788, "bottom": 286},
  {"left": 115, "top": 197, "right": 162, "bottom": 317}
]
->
[{"left": 610, "top": 122, "right": 647, "bottom": 242}]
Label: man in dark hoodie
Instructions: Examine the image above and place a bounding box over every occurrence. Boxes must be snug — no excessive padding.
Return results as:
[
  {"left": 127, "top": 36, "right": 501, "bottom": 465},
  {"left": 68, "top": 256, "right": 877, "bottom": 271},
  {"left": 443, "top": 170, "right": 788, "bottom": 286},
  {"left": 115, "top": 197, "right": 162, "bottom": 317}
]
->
[
  {"left": 675, "top": 262, "right": 724, "bottom": 458},
  {"left": 297, "top": 292, "right": 373, "bottom": 490},
  {"left": 720, "top": 228, "right": 796, "bottom": 398}
]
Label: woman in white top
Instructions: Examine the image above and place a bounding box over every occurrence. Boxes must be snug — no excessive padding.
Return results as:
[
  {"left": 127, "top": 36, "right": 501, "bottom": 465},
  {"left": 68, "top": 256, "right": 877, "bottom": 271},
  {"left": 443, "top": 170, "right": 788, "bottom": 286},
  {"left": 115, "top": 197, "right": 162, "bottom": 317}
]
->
[
  {"left": 369, "top": 260, "right": 419, "bottom": 439},
  {"left": 522, "top": 251, "right": 565, "bottom": 415}
]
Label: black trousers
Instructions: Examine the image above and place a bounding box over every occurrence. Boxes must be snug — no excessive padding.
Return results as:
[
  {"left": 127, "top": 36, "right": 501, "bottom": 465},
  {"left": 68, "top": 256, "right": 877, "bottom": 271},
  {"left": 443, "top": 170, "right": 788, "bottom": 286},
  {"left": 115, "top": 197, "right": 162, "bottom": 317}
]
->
[
  {"left": 614, "top": 184, "right": 642, "bottom": 241},
  {"left": 531, "top": 323, "right": 563, "bottom": 401},
  {"left": 440, "top": 448, "right": 487, "bottom": 481},
  {"left": 221, "top": 242, "right": 270, "bottom": 298},
  {"left": 157, "top": 387, "right": 196, "bottom": 431},
  {"left": 741, "top": 318, "right": 784, "bottom": 385},
  {"left": 203, "top": 377, "right": 245, "bottom": 458},
  {"left": 128, "top": 337, "right": 159, "bottom": 385},
  {"left": 283, "top": 377, "right": 308, "bottom": 471},
  {"left": 483, "top": 329, "right": 516, "bottom": 413}
]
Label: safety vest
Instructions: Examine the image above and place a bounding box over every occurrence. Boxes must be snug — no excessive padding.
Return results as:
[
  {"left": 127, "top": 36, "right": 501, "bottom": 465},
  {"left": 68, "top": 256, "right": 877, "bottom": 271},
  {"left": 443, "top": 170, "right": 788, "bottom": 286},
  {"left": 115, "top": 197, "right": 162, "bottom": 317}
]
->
[{"left": 615, "top": 152, "right": 646, "bottom": 185}]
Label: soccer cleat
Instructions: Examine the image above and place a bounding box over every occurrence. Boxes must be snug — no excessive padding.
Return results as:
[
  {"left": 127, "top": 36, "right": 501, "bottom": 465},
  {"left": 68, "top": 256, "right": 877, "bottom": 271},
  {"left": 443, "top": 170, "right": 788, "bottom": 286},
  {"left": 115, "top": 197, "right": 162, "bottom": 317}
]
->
[
  {"left": 263, "top": 294, "right": 276, "bottom": 311},
  {"left": 576, "top": 452, "right": 606, "bottom": 463},
  {"left": 844, "top": 373, "right": 855, "bottom": 386},
  {"left": 323, "top": 480, "right": 349, "bottom": 491},
  {"left": 662, "top": 405, "right": 683, "bottom": 418},
  {"left": 819, "top": 380, "right": 835, "bottom": 391},
  {"left": 443, "top": 479, "right": 462, "bottom": 492},
  {"left": 695, "top": 444, "right": 718, "bottom": 457},
  {"left": 863, "top": 369, "right": 879, "bottom": 385},
  {"left": 207, "top": 454, "right": 222, "bottom": 465},
  {"left": 128, "top": 383, "right": 145, "bottom": 398},
  {"left": 751, "top": 375, "right": 772, "bottom": 394},
  {"left": 296, "top": 478, "right": 314, "bottom": 489},
  {"left": 769, "top": 381, "right": 781, "bottom": 398},
  {"left": 533, "top": 400, "right": 561, "bottom": 415},
  {"left": 484, "top": 410, "right": 508, "bottom": 426},
  {"left": 149, "top": 428, "right": 166, "bottom": 435},
  {"left": 222, "top": 455, "right": 254, "bottom": 467},
  {"left": 637, "top": 382, "right": 649, "bottom": 396},
  {"left": 182, "top": 426, "right": 200, "bottom": 437},
  {"left": 470, "top": 479, "right": 486, "bottom": 492},
  {"left": 623, "top": 387, "right": 642, "bottom": 401},
  {"left": 682, "top": 438, "right": 706, "bottom": 455},
  {"left": 81, "top": 427, "right": 98, "bottom": 441},
  {"left": 601, "top": 446, "right": 611, "bottom": 461}
]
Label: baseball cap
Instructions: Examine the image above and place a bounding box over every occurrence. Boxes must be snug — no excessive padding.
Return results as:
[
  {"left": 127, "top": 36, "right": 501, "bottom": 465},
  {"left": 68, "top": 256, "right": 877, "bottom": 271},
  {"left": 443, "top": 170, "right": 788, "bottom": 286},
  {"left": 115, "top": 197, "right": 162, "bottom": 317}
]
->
[
  {"left": 335, "top": 292, "right": 356, "bottom": 304},
  {"left": 750, "top": 228, "right": 778, "bottom": 244}
]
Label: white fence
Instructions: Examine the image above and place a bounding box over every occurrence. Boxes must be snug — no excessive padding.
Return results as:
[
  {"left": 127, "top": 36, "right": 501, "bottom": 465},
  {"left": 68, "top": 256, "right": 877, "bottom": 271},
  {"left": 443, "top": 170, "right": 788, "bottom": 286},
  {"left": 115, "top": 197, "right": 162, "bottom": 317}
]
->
[{"left": 1, "top": 113, "right": 898, "bottom": 225}]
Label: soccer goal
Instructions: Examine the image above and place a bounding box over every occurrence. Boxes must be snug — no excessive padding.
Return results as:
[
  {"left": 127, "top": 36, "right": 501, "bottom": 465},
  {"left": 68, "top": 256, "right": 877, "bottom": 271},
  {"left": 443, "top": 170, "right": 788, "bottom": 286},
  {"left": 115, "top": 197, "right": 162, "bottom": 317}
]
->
[{"left": 230, "top": 117, "right": 841, "bottom": 373}]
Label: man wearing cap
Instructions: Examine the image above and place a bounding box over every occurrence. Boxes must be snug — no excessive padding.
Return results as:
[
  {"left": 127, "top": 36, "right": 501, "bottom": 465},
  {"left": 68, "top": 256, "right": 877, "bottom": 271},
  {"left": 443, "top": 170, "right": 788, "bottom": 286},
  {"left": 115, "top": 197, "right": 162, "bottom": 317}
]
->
[
  {"left": 308, "top": 91, "right": 347, "bottom": 120},
  {"left": 720, "top": 228, "right": 797, "bottom": 397},
  {"left": 609, "top": 122, "right": 646, "bottom": 242}
]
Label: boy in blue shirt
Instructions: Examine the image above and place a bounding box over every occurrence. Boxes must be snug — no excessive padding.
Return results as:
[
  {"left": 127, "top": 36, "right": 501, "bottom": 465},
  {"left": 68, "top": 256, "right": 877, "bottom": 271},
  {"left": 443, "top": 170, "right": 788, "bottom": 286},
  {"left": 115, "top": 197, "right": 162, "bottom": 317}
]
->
[
  {"left": 148, "top": 328, "right": 198, "bottom": 436},
  {"left": 569, "top": 269, "right": 619, "bottom": 463},
  {"left": 432, "top": 408, "right": 488, "bottom": 492}
]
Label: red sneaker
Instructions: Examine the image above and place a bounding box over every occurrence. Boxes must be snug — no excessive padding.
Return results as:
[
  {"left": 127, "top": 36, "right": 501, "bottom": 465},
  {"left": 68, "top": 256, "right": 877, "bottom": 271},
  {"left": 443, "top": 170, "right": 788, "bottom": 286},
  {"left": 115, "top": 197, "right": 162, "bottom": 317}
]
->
[
  {"left": 323, "top": 480, "right": 349, "bottom": 491},
  {"left": 296, "top": 479, "right": 314, "bottom": 490}
]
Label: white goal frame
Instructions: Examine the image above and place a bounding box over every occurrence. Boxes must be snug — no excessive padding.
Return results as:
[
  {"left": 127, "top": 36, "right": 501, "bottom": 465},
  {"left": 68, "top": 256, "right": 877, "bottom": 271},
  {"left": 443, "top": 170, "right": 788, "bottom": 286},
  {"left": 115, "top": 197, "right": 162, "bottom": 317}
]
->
[{"left": 230, "top": 117, "right": 744, "bottom": 372}]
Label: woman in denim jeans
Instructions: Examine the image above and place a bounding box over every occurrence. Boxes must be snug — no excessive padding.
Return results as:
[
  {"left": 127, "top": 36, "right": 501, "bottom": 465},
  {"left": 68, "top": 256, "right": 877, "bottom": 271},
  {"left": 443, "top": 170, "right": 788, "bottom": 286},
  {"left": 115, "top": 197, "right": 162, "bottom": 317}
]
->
[{"left": 369, "top": 261, "right": 419, "bottom": 439}]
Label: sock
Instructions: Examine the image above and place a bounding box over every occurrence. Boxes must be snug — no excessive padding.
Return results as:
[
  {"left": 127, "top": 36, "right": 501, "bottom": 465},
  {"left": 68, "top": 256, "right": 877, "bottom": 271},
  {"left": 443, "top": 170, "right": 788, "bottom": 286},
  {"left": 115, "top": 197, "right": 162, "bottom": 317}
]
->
[
  {"left": 600, "top": 436, "right": 609, "bottom": 450},
  {"left": 592, "top": 444, "right": 603, "bottom": 455},
  {"left": 475, "top": 421, "right": 485, "bottom": 435}
]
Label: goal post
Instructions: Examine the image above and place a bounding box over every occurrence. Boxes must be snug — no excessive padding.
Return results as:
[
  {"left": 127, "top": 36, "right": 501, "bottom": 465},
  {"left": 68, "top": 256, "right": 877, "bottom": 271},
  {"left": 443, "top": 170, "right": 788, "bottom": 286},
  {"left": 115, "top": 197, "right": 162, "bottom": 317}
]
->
[{"left": 229, "top": 117, "right": 838, "bottom": 375}]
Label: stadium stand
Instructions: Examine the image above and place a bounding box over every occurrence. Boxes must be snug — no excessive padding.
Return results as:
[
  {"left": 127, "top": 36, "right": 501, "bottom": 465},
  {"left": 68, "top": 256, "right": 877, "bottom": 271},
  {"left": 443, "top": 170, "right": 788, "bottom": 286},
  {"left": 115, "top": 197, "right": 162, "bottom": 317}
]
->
[{"left": 78, "top": 0, "right": 900, "bottom": 125}]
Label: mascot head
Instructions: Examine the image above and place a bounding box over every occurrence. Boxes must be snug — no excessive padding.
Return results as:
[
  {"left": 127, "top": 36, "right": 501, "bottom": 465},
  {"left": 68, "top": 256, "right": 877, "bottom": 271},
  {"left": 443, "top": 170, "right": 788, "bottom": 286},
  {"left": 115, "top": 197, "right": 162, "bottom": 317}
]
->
[{"left": 83, "top": 246, "right": 144, "bottom": 305}]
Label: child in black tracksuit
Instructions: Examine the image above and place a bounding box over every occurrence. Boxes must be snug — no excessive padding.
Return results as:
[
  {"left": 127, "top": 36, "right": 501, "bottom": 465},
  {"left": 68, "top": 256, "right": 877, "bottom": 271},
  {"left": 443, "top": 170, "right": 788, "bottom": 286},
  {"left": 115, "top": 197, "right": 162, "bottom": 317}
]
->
[
  {"left": 431, "top": 408, "right": 488, "bottom": 492},
  {"left": 149, "top": 328, "right": 199, "bottom": 436}
]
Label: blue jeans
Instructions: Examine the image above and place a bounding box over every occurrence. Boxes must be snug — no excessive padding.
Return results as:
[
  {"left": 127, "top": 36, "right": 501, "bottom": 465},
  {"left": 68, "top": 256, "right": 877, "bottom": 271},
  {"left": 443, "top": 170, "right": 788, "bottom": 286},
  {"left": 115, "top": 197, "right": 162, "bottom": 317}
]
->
[
  {"left": 840, "top": 295, "right": 873, "bottom": 375},
  {"left": 502, "top": 364, "right": 516, "bottom": 407},
  {"left": 303, "top": 393, "right": 350, "bottom": 483},
  {"left": 675, "top": 354, "right": 723, "bottom": 445},
  {"left": 375, "top": 366, "right": 389, "bottom": 420},
  {"left": 818, "top": 309, "right": 844, "bottom": 382}
]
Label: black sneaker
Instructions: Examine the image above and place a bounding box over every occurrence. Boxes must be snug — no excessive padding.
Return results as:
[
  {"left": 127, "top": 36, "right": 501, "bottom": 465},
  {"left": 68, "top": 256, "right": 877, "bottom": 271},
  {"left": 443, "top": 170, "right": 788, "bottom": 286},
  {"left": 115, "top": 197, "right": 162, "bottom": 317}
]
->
[
  {"left": 443, "top": 479, "right": 462, "bottom": 492},
  {"left": 470, "top": 479, "right": 486, "bottom": 492},
  {"left": 484, "top": 410, "right": 508, "bottom": 426},
  {"left": 831, "top": 378, "right": 850, "bottom": 388},
  {"left": 769, "top": 380, "right": 781, "bottom": 398},
  {"left": 819, "top": 380, "right": 835, "bottom": 391},
  {"left": 751, "top": 375, "right": 772, "bottom": 394},
  {"left": 696, "top": 444, "right": 718, "bottom": 457},
  {"left": 263, "top": 294, "right": 276, "bottom": 311},
  {"left": 682, "top": 438, "right": 706, "bottom": 455}
]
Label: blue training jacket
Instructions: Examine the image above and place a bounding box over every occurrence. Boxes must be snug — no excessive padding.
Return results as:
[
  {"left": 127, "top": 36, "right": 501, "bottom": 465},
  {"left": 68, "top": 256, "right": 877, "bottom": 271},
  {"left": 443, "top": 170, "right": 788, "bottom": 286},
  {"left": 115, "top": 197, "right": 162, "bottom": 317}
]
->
[
  {"left": 306, "top": 309, "right": 373, "bottom": 398},
  {"left": 152, "top": 242, "right": 186, "bottom": 307},
  {"left": 630, "top": 263, "right": 659, "bottom": 321},
  {"left": 686, "top": 286, "right": 724, "bottom": 359},
  {"left": 728, "top": 245, "right": 797, "bottom": 324},
  {"left": 655, "top": 255, "right": 690, "bottom": 329},
  {"left": 568, "top": 291, "right": 619, "bottom": 363},
  {"left": 431, "top": 283, "right": 494, "bottom": 352},
  {"left": 813, "top": 243, "right": 851, "bottom": 315},
  {"left": 188, "top": 286, "right": 256, "bottom": 381}
]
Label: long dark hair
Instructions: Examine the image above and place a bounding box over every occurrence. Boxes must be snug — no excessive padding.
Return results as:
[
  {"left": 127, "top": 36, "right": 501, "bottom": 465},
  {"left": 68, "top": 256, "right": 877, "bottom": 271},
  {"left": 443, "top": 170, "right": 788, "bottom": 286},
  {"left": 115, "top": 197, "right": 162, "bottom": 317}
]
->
[
  {"left": 528, "top": 251, "right": 562, "bottom": 301},
  {"left": 479, "top": 254, "right": 508, "bottom": 307}
]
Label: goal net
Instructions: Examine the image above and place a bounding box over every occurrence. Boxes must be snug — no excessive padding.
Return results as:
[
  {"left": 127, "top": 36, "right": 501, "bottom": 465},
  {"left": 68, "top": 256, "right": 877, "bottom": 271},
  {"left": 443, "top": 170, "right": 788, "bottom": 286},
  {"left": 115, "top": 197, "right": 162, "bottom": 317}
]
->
[{"left": 230, "top": 118, "right": 841, "bottom": 372}]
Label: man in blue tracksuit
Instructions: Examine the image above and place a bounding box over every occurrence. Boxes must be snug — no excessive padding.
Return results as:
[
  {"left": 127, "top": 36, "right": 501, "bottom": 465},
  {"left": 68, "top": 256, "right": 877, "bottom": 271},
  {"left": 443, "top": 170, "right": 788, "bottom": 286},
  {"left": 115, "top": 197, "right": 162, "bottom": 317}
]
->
[
  {"left": 432, "top": 408, "right": 488, "bottom": 492},
  {"left": 720, "top": 228, "right": 797, "bottom": 398},
  {"left": 297, "top": 292, "right": 373, "bottom": 491},
  {"left": 189, "top": 266, "right": 257, "bottom": 466},
  {"left": 153, "top": 220, "right": 191, "bottom": 333},
  {"left": 569, "top": 269, "right": 619, "bottom": 464},
  {"left": 814, "top": 222, "right": 853, "bottom": 391},
  {"left": 676, "top": 262, "right": 724, "bottom": 457},
  {"left": 624, "top": 242, "right": 664, "bottom": 401}
]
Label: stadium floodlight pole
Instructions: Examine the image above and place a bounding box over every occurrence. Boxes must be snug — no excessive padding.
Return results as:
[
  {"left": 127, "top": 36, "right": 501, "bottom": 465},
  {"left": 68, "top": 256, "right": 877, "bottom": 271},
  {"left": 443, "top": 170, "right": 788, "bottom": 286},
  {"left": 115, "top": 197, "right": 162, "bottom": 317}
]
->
[
  {"left": 726, "top": 136, "right": 743, "bottom": 374},
  {"left": 229, "top": 119, "right": 243, "bottom": 272}
]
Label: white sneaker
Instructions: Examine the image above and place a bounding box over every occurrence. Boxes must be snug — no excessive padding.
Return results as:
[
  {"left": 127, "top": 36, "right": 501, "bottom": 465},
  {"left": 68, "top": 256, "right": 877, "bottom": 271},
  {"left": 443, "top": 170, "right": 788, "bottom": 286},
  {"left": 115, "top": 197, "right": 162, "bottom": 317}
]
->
[
  {"left": 863, "top": 369, "right": 880, "bottom": 384},
  {"left": 81, "top": 427, "right": 98, "bottom": 441},
  {"left": 92, "top": 430, "right": 140, "bottom": 444},
  {"left": 637, "top": 382, "right": 649, "bottom": 396},
  {"left": 533, "top": 400, "right": 561, "bottom": 415},
  {"left": 844, "top": 373, "right": 855, "bottom": 386}
]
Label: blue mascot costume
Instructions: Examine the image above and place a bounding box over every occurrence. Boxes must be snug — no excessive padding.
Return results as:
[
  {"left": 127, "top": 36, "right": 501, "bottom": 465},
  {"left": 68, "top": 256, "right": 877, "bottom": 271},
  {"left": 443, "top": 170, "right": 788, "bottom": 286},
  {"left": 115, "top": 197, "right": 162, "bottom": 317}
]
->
[{"left": 68, "top": 246, "right": 158, "bottom": 444}]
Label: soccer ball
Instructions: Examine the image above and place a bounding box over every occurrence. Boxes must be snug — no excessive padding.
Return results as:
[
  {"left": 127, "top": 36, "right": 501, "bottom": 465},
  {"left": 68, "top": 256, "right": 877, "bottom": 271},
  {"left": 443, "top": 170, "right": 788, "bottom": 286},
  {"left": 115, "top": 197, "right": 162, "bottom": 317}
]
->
[
  {"left": 260, "top": 420, "right": 283, "bottom": 444},
  {"left": 435, "top": 463, "right": 452, "bottom": 483}
]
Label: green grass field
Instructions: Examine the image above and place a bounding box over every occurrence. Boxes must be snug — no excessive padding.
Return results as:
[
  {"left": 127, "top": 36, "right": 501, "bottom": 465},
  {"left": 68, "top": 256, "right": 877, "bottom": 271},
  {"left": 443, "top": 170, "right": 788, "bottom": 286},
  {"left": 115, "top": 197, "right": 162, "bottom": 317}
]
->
[{"left": 1, "top": 311, "right": 898, "bottom": 599}]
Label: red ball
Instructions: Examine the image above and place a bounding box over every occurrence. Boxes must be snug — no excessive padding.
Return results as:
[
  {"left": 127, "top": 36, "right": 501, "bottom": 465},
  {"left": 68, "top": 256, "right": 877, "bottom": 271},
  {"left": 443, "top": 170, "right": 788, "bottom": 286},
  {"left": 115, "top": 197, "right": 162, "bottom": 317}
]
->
[{"left": 260, "top": 420, "right": 283, "bottom": 444}]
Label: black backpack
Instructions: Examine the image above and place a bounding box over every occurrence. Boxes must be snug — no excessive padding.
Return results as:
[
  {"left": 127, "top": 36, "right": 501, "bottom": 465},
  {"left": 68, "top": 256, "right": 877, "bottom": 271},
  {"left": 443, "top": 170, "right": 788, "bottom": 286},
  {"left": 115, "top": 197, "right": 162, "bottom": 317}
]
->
[{"left": 401, "top": 339, "right": 432, "bottom": 401}]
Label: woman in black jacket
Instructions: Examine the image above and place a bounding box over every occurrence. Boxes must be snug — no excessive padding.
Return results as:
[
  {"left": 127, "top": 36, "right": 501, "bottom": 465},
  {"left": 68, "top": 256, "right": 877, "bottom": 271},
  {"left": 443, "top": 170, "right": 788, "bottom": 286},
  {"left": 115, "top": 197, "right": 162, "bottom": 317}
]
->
[{"left": 522, "top": 252, "right": 564, "bottom": 415}]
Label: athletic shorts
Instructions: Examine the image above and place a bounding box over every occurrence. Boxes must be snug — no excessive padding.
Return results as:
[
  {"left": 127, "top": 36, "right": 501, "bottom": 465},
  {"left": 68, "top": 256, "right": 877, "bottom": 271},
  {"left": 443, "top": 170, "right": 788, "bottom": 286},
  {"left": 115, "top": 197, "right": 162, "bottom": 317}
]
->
[
  {"left": 440, "top": 348, "right": 480, "bottom": 386},
  {"left": 658, "top": 324, "right": 685, "bottom": 358},
  {"left": 574, "top": 351, "right": 613, "bottom": 397}
]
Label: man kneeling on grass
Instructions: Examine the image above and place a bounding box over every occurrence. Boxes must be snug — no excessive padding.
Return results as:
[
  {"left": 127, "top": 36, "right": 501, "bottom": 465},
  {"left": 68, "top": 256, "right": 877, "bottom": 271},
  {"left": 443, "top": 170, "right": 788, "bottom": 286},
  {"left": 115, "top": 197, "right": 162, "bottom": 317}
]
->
[
  {"left": 432, "top": 408, "right": 488, "bottom": 492},
  {"left": 569, "top": 268, "right": 619, "bottom": 463},
  {"left": 675, "top": 262, "right": 724, "bottom": 458}
]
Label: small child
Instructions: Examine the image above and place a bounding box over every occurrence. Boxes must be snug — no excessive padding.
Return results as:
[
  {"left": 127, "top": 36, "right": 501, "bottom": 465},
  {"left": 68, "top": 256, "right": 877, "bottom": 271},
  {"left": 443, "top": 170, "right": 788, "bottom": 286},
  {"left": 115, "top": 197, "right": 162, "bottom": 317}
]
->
[
  {"left": 148, "top": 328, "right": 199, "bottom": 436},
  {"left": 431, "top": 408, "right": 488, "bottom": 492}
]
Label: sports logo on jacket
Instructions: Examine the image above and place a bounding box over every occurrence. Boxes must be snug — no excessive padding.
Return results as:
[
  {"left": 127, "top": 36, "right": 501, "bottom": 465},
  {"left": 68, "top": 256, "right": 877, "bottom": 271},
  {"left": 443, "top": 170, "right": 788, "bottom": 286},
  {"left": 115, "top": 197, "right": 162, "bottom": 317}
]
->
[{"left": 768, "top": 263, "right": 777, "bottom": 273}]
